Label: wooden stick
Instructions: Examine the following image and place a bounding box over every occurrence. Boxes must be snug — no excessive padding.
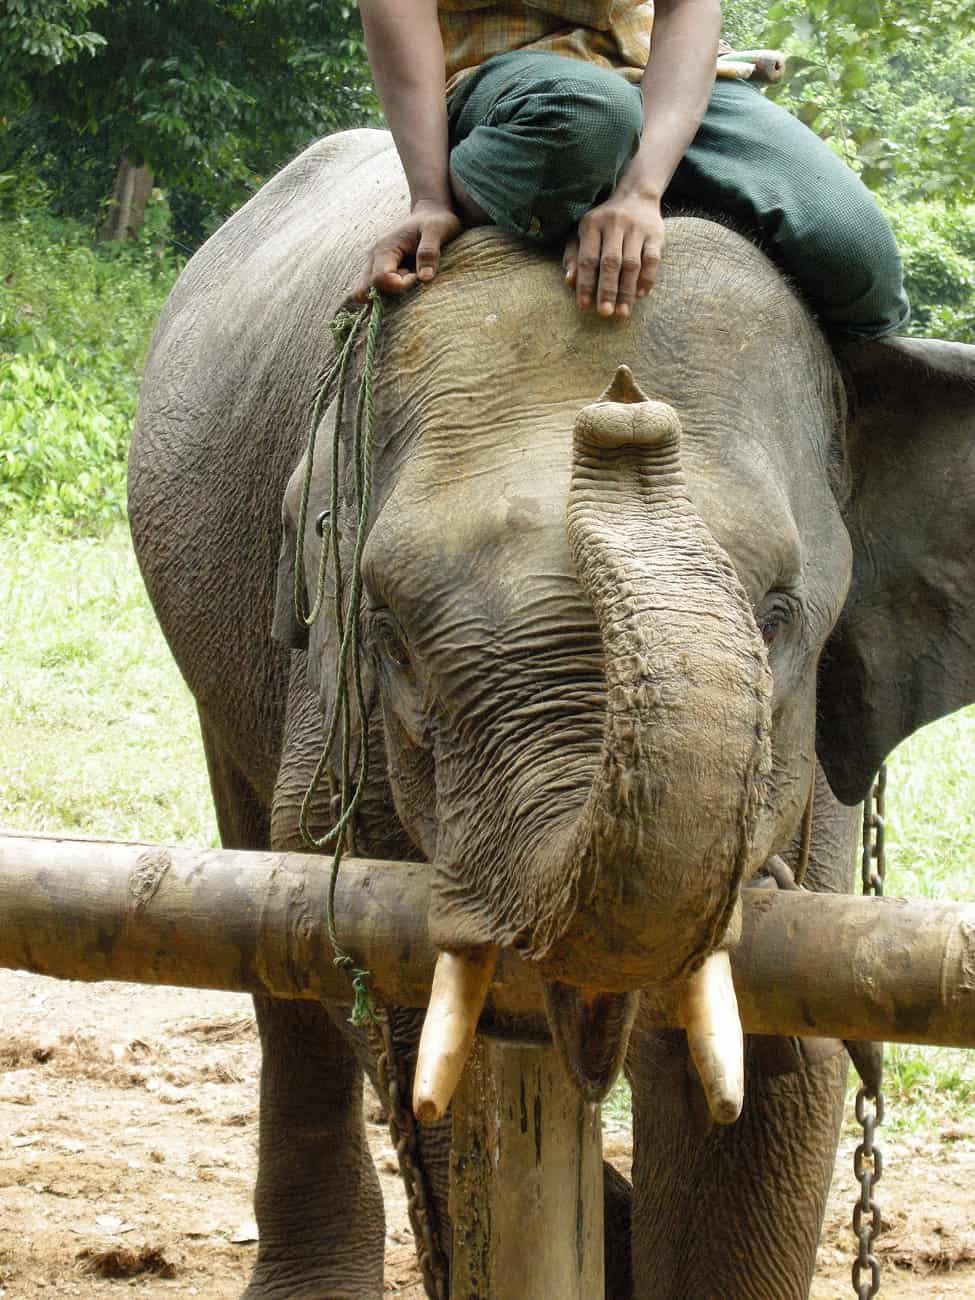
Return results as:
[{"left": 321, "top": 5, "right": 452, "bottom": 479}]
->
[
  {"left": 450, "top": 1038, "right": 604, "bottom": 1298},
  {"left": 716, "top": 49, "right": 787, "bottom": 84},
  {"left": 716, "top": 60, "right": 759, "bottom": 80},
  {"left": 5, "top": 832, "right": 975, "bottom": 1050}
]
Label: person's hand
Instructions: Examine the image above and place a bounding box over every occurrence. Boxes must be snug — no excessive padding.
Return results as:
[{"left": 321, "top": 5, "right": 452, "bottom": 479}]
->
[
  {"left": 355, "top": 201, "right": 463, "bottom": 299},
  {"left": 563, "top": 194, "right": 666, "bottom": 319}
]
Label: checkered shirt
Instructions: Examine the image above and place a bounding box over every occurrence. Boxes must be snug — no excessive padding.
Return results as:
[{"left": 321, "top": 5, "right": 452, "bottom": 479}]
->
[{"left": 440, "top": 1, "right": 654, "bottom": 93}]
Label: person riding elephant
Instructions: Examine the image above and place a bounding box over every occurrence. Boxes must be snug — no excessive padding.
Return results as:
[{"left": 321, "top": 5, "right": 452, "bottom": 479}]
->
[
  {"left": 129, "top": 81, "right": 974, "bottom": 1300},
  {"left": 356, "top": 0, "right": 910, "bottom": 338}
]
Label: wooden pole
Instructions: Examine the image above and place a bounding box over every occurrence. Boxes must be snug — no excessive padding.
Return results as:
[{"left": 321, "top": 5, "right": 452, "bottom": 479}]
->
[
  {"left": 450, "top": 1036, "right": 604, "bottom": 1300},
  {"left": 3, "top": 832, "right": 975, "bottom": 1049},
  {"left": 0, "top": 831, "right": 536, "bottom": 1015}
]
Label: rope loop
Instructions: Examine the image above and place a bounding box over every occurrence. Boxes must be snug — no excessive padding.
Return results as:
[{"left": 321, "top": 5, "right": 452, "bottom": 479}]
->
[
  {"left": 293, "top": 288, "right": 385, "bottom": 1024},
  {"left": 335, "top": 953, "right": 383, "bottom": 1027}
]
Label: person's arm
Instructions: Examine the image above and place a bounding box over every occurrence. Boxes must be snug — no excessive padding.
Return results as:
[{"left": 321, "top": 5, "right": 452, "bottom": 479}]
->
[
  {"left": 356, "top": 0, "right": 462, "bottom": 296},
  {"left": 565, "top": 0, "right": 721, "bottom": 318}
]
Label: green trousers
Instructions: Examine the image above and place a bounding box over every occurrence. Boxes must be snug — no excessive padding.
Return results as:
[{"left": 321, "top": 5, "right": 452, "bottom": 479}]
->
[{"left": 447, "top": 50, "right": 910, "bottom": 339}]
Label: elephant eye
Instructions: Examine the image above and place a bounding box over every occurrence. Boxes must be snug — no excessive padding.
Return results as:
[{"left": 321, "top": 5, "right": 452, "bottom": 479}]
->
[
  {"left": 370, "top": 611, "right": 411, "bottom": 670},
  {"left": 315, "top": 509, "right": 331, "bottom": 538},
  {"left": 757, "top": 593, "right": 795, "bottom": 647}
]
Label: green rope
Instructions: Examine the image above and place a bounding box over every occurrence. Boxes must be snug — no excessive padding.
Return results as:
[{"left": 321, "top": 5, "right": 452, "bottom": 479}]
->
[{"left": 294, "top": 288, "right": 385, "bottom": 1026}]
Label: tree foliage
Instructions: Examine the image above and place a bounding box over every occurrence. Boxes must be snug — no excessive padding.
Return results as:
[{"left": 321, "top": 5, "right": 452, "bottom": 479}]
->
[
  {"left": 722, "top": 0, "right": 975, "bottom": 201},
  {"left": 1, "top": 1, "right": 377, "bottom": 240},
  {"left": 0, "top": 207, "right": 177, "bottom": 530},
  {"left": 0, "top": 0, "right": 107, "bottom": 118},
  {"left": 720, "top": 1, "right": 975, "bottom": 341}
]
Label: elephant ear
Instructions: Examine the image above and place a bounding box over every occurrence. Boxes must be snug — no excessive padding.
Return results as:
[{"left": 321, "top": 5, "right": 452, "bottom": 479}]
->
[
  {"left": 272, "top": 433, "right": 377, "bottom": 776},
  {"left": 817, "top": 336, "right": 975, "bottom": 806},
  {"left": 273, "top": 406, "right": 339, "bottom": 652},
  {"left": 271, "top": 485, "right": 310, "bottom": 651}
]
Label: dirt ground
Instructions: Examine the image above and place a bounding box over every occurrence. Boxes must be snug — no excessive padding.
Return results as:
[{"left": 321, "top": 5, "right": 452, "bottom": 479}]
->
[{"left": 1, "top": 972, "right": 973, "bottom": 1300}]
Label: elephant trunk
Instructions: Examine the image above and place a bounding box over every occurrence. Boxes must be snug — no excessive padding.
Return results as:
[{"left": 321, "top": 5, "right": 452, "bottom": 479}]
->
[
  {"left": 533, "top": 365, "right": 772, "bottom": 990},
  {"left": 413, "top": 368, "right": 772, "bottom": 1126}
]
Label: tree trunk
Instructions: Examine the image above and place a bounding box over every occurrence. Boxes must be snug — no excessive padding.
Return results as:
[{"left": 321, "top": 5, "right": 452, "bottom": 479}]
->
[{"left": 99, "top": 155, "right": 154, "bottom": 241}]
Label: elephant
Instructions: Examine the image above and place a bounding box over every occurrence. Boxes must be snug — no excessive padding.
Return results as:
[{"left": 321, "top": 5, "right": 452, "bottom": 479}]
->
[{"left": 129, "top": 126, "right": 975, "bottom": 1300}]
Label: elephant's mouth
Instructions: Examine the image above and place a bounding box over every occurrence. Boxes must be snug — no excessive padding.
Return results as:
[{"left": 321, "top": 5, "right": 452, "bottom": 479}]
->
[
  {"left": 411, "top": 945, "right": 745, "bottom": 1126},
  {"left": 542, "top": 981, "right": 639, "bottom": 1102},
  {"left": 542, "top": 957, "right": 746, "bottom": 1116},
  {"left": 409, "top": 947, "right": 639, "bottom": 1116}
]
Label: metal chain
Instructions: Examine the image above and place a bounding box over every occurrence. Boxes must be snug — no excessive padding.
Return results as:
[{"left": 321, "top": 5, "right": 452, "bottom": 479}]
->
[
  {"left": 852, "top": 765, "right": 887, "bottom": 1300},
  {"left": 370, "top": 1013, "right": 449, "bottom": 1300},
  {"left": 860, "top": 765, "right": 886, "bottom": 897},
  {"left": 853, "top": 1087, "right": 885, "bottom": 1299}
]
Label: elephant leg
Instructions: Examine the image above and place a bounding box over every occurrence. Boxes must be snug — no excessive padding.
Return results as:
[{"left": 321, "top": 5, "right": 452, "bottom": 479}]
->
[
  {"left": 604, "top": 1159, "right": 634, "bottom": 1300},
  {"left": 244, "top": 997, "right": 385, "bottom": 1300},
  {"left": 199, "top": 714, "right": 382, "bottom": 1297},
  {"left": 197, "top": 723, "right": 382, "bottom": 1297},
  {"left": 241, "top": 665, "right": 403, "bottom": 1299},
  {"left": 199, "top": 714, "right": 271, "bottom": 851},
  {"left": 628, "top": 1026, "right": 846, "bottom": 1299}
]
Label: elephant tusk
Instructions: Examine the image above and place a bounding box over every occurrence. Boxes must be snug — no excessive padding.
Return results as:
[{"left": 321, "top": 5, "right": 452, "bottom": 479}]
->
[
  {"left": 413, "top": 946, "right": 498, "bottom": 1125},
  {"left": 679, "top": 950, "right": 745, "bottom": 1125}
]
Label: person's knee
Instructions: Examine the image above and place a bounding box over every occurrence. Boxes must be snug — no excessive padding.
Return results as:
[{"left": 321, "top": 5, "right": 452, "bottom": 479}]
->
[
  {"left": 449, "top": 61, "right": 644, "bottom": 244},
  {"left": 798, "top": 182, "right": 896, "bottom": 273},
  {"left": 791, "top": 185, "right": 909, "bottom": 335},
  {"left": 532, "top": 71, "right": 643, "bottom": 184}
]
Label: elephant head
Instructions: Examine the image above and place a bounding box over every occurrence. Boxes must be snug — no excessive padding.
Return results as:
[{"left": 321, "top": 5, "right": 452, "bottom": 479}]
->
[{"left": 273, "top": 221, "right": 975, "bottom": 1122}]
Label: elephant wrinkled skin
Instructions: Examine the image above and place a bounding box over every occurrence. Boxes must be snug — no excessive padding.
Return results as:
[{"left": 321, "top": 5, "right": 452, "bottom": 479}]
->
[{"left": 129, "top": 129, "right": 975, "bottom": 1299}]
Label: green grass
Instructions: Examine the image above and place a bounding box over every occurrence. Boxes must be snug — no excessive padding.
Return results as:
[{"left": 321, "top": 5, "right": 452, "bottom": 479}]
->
[
  {"left": 885, "top": 711, "right": 975, "bottom": 901},
  {"left": 0, "top": 526, "right": 216, "bottom": 845},
  {"left": 869, "top": 714, "right": 975, "bottom": 1134}
]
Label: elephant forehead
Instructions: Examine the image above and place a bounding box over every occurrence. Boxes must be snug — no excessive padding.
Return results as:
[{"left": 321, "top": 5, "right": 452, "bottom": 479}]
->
[{"left": 364, "top": 463, "right": 571, "bottom": 596}]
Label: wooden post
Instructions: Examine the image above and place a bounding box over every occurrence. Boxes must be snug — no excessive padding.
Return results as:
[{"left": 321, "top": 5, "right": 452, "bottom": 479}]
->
[{"left": 450, "top": 1036, "right": 604, "bottom": 1300}]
